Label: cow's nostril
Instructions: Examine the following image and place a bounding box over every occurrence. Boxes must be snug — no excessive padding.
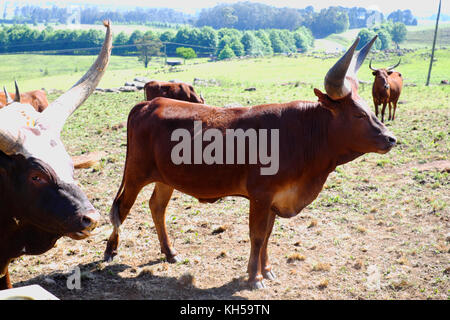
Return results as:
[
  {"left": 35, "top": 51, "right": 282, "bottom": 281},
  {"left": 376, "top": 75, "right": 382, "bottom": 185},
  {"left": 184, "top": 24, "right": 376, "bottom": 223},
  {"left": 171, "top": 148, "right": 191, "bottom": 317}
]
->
[
  {"left": 387, "top": 136, "right": 397, "bottom": 145},
  {"left": 81, "top": 212, "right": 99, "bottom": 230}
]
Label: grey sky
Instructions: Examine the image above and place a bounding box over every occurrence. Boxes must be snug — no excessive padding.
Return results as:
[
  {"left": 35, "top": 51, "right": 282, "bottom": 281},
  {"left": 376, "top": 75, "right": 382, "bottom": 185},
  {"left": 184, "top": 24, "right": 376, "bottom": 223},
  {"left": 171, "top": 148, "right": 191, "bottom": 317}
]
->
[{"left": 11, "top": 0, "right": 447, "bottom": 17}]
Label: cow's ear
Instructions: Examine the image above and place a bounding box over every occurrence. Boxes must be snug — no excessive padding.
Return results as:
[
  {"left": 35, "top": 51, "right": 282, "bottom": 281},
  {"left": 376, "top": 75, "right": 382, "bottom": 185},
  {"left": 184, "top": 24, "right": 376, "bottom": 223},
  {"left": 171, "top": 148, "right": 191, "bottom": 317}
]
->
[
  {"left": 314, "top": 88, "right": 338, "bottom": 116},
  {"left": 387, "top": 71, "right": 393, "bottom": 75},
  {"left": 372, "top": 71, "right": 377, "bottom": 76}
]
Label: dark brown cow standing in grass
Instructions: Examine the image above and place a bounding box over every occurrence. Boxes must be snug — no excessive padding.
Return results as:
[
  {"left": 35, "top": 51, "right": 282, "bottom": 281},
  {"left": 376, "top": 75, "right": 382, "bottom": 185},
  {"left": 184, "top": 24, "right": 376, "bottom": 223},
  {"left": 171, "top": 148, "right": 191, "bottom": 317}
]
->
[
  {"left": 144, "top": 80, "right": 205, "bottom": 104},
  {"left": 0, "top": 21, "right": 112, "bottom": 290},
  {"left": 370, "top": 59, "right": 403, "bottom": 122},
  {"left": 104, "top": 36, "right": 396, "bottom": 289},
  {"left": 0, "top": 82, "right": 49, "bottom": 112}
]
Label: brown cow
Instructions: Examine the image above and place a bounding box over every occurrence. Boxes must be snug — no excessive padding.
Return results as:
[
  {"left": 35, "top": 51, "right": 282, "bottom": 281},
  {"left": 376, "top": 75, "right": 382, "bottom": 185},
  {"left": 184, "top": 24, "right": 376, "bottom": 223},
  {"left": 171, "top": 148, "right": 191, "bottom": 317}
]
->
[
  {"left": 370, "top": 59, "right": 403, "bottom": 122},
  {"left": 0, "top": 81, "right": 49, "bottom": 112},
  {"left": 144, "top": 80, "right": 205, "bottom": 104},
  {"left": 104, "top": 36, "right": 396, "bottom": 289}
]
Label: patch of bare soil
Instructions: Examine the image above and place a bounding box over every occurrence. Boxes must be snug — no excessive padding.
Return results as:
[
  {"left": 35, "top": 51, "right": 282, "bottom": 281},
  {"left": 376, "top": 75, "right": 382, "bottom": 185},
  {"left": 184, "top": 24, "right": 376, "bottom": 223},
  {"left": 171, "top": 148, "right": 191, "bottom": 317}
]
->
[{"left": 7, "top": 156, "right": 450, "bottom": 300}]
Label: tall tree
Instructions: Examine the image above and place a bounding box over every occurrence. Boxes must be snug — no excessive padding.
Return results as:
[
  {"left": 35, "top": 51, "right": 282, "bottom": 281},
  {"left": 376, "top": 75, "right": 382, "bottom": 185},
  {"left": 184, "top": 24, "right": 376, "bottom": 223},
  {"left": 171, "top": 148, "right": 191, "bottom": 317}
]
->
[{"left": 135, "top": 34, "right": 163, "bottom": 68}]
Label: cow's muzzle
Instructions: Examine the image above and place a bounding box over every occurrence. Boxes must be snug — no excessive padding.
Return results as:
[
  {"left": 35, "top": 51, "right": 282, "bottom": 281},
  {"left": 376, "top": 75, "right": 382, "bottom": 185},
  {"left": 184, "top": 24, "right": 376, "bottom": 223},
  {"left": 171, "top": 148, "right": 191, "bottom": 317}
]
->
[
  {"left": 67, "top": 210, "right": 100, "bottom": 240},
  {"left": 378, "top": 133, "right": 396, "bottom": 154}
]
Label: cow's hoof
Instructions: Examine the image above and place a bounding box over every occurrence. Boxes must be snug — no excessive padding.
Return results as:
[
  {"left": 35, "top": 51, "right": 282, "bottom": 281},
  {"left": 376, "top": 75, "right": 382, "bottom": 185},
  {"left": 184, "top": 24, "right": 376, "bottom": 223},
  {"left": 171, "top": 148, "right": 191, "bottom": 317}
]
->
[
  {"left": 104, "top": 251, "right": 116, "bottom": 263},
  {"left": 263, "top": 270, "right": 276, "bottom": 281},
  {"left": 167, "top": 255, "right": 182, "bottom": 264},
  {"left": 249, "top": 280, "right": 266, "bottom": 290}
]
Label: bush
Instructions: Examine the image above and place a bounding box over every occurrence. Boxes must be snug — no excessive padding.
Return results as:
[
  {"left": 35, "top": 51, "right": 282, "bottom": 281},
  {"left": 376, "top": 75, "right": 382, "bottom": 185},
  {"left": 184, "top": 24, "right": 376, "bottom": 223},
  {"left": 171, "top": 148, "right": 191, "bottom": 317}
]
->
[
  {"left": 218, "top": 44, "right": 235, "bottom": 60},
  {"left": 176, "top": 47, "right": 197, "bottom": 59}
]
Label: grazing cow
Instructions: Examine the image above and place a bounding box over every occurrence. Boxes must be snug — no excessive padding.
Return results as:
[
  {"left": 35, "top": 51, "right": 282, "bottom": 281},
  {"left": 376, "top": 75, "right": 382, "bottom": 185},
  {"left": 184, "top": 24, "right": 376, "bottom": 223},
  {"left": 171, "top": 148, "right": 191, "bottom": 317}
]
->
[
  {"left": 0, "top": 20, "right": 112, "bottom": 290},
  {"left": 144, "top": 80, "right": 205, "bottom": 104},
  {"left": 370, "top": 59, "right": 403, "bottom": 122},
  {"left": 0, "top": 82, "right": 49, "bottom": 112},
  {"left": 104, "top": 36, "right": 396, "bottom": 289}
]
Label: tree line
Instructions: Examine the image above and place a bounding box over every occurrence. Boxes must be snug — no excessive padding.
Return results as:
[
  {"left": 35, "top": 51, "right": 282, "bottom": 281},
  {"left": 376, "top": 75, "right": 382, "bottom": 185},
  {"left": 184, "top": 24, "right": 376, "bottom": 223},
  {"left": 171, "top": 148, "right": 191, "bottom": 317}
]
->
[
  {"left": 0, "top": 23, "right": 315, "bottom": 61},
  {"left": 196, "top": 3, "right": 416, "bottom": 38},
  {"left": 6, "top": 2, "right": 418, "bottom": 40},
  {"left": 357, "top": 21, "right": 408, "bottom": 50}
]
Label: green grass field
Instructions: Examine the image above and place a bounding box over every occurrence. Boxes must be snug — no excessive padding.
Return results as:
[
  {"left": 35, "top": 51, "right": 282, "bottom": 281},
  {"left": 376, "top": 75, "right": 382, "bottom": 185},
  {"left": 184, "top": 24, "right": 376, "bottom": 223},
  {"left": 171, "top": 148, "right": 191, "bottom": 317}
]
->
[
  {"left": 5, "top": 39, "right": 450, "bottom": 300},
  {"left": 1, "top": 44, "right": 449, "bottom": 94}
]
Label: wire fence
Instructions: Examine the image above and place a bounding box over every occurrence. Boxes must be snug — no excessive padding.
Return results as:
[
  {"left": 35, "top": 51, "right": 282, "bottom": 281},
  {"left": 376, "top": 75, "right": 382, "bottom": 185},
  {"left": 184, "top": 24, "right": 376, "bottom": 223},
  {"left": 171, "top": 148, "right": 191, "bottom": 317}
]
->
[{"left": 0, "top": 40, "right": 217, "bottom": 56}]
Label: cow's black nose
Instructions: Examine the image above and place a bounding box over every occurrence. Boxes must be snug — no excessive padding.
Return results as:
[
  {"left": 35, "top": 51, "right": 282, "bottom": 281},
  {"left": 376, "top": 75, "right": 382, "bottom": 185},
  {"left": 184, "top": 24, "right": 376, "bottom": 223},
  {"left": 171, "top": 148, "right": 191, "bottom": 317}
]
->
[
  {"left": 81, "top": 210, "right": 100, "bottom": 230},
  {"left": 387, "top": 135, "right": 396, "bottom": 145}
]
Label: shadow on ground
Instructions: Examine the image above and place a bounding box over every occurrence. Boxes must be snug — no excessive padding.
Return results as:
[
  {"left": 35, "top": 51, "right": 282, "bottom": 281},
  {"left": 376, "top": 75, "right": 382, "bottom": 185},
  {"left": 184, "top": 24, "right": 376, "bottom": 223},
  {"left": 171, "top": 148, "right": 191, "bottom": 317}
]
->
[{"left": 14, "top": 259, "right": 250, "bottom": 300}]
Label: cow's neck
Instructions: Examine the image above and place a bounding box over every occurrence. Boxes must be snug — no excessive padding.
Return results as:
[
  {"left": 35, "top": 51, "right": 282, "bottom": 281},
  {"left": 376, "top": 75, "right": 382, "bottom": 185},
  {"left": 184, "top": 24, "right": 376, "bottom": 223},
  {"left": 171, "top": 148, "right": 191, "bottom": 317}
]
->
[
  {"left": 271, "top": 102, "right": 365, "bottom": 218},
  {"left": 0, "top": 196, "right": 59, "bottom": 266}
]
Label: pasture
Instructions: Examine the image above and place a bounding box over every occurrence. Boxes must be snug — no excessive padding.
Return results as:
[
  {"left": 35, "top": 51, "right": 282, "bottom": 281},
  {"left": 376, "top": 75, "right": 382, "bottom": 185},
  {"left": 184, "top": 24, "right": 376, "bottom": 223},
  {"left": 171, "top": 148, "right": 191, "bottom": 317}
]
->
[{"left": 5, "top": 48, "right": 450, "bottom": 300}]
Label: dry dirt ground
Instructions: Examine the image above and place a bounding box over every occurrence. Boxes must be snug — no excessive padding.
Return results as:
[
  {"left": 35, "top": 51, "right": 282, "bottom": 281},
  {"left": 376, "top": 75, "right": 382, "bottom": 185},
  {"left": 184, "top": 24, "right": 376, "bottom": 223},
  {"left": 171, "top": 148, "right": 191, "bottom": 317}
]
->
[{"left": 6, "top": 93, "right": 450, "bottom": 300}]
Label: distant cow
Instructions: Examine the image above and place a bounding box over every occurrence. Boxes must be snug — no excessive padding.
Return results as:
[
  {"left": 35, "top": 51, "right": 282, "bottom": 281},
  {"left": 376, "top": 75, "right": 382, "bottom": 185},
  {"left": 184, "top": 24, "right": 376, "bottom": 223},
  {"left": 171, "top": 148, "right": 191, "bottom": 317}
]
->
[
  {"left": 370, "top": 59, "right": 403, "bottom": 122},
  {"left": 104, "top": 36, "right": 396, "bottom": 289},
  {"left": 0, "top": 81, "right": 49, "bottom": 112},
  {"left": 144, "top": 80, "right": 205, "bottom": 104}
]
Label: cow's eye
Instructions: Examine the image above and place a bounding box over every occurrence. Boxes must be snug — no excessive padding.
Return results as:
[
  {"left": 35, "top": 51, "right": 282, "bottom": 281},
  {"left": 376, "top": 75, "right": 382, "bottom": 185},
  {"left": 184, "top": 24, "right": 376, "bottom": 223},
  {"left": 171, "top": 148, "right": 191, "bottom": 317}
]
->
[
  {"left": 354, "top": 113, "right": 366, "bottom": 119},
  {"left": 30, "top": 175, "right": 48, "bottom": 185}
]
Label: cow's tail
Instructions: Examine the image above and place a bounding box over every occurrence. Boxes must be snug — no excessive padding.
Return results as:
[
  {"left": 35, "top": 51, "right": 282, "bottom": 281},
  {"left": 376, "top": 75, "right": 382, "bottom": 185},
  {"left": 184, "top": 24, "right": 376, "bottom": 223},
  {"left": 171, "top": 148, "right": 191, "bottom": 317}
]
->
[{"left": 109, "top": 110, "right": 135, "bottom": 230}]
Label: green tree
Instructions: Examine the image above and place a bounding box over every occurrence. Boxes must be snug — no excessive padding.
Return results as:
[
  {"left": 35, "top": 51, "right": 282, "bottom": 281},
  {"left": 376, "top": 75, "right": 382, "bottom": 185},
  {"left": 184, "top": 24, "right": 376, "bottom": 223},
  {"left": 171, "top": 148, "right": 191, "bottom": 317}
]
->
[
  {"left": 218, "top": 28, "right": 242, "bottom": 39},
  {"left": 357, "top": 28, "right": 381, "bottom": 50},
  {"left": 391, "top": 22, "right": 407, "bottom": 45},
  {"left": 241, "top": 31, "right": 265, "bottom": 56},
  {"left": 113, "top": 31, "right": 129, "bottom": 55},
  {"left": 160, "top": 30, "right": 175, "bottom": 42},
  {"left": 135, "top": 34, "right": 163, "bottom": 68},
  {"left": 217, "top": 35, "right": 232, "bottom": 54},
  {"left": 176, "top": 47, "right": 197, "bottom": 59},
  {"left": 254, "top": 30, "right": 273, "bottom": 55},
  {"left": 218, "top": 44, "right": 235, "bottom": 60},
  {"left": 310, "top": 7, "right": 349, "bottom": 38},
  {"left": 376, "top": 29, "right": 392, "bottom": 50},
  {"left": 230, "top": 38, "right": 244, "bottom": 56}
]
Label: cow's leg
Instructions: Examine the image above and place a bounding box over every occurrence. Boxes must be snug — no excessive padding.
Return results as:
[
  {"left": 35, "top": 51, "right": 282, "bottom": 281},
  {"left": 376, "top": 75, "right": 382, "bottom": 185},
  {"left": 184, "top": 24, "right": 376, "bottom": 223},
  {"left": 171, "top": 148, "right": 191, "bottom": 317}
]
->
[
  {"left": 392, "top": 101, "right": 398, "bottom": 121},
  {"left": 381, "top": 102, "right": 387, "bottom": 123},
  {"left": 388, "top": 102, "right": 392, "bottom": 121},
  {"left": 104, "top": 179, "right": 147, "bottom": 262},
  {"left": 0, "top": 264, "right": 11, "bottom": 290},
  {"left": 149, "top": 182, "right": 179, "bottom": 263},
  {"left": 260, "top": 211, "right": 276, "bottom": 280},
  {"left": 374, "top": 99, "right": 379, "bottom": 118},
  {"left": 247, "top": 198, "right": 273, "bottom": 289}
]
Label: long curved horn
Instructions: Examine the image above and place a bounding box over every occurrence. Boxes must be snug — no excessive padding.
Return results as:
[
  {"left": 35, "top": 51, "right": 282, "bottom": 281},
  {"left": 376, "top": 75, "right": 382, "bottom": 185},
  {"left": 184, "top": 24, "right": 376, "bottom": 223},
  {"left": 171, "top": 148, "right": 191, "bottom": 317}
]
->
[
  {"left": 39, "top": 20, "right": 112, "bottom": 133},
  {"left": 324, "top": 37, "right": 360, "bottom": 100},
  {"left": 353, "top": 35, "right": 377, "bottom": 74},
  {"left": 387, "top": 59, "right": 401, "bottom": 71},
  {"left": 14, "top": 80, "right": 20, "bottom": 102},
  {"left": 369, "top": 59, "right": 377, "bottom": 71},
  {"left": 3, "top": 86, "right": 13, "bottom": 104}
]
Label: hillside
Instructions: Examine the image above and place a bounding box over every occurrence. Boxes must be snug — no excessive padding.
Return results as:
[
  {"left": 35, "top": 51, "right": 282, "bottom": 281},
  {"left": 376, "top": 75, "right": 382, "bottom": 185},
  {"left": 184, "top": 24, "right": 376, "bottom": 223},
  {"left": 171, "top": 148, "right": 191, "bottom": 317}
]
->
[{"left": 314, "top": 22, "right": 450, "bottom": 51}]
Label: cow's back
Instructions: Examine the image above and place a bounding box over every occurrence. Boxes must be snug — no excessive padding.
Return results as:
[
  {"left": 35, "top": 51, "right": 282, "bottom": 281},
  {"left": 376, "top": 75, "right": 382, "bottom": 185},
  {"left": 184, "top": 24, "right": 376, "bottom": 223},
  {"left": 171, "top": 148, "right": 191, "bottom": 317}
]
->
[
  {"left": 144, "top": 81, "right": 203, "bottom": 104},
  {"left": 0, "top": 90, "right": 49, "bottom": 112}
]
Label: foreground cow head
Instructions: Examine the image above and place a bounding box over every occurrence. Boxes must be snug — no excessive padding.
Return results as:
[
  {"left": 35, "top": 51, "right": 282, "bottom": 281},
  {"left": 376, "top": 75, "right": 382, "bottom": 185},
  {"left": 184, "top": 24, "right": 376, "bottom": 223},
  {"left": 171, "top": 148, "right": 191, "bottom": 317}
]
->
[
  {"left": 369, "top": 59, "right": 401, "bottom": 90},
  {"left": 314, "top": 36, "right": 396, "bottom": 156},
  {"left": 0, "top": 20, "right": 112, "bottom": 285}
]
